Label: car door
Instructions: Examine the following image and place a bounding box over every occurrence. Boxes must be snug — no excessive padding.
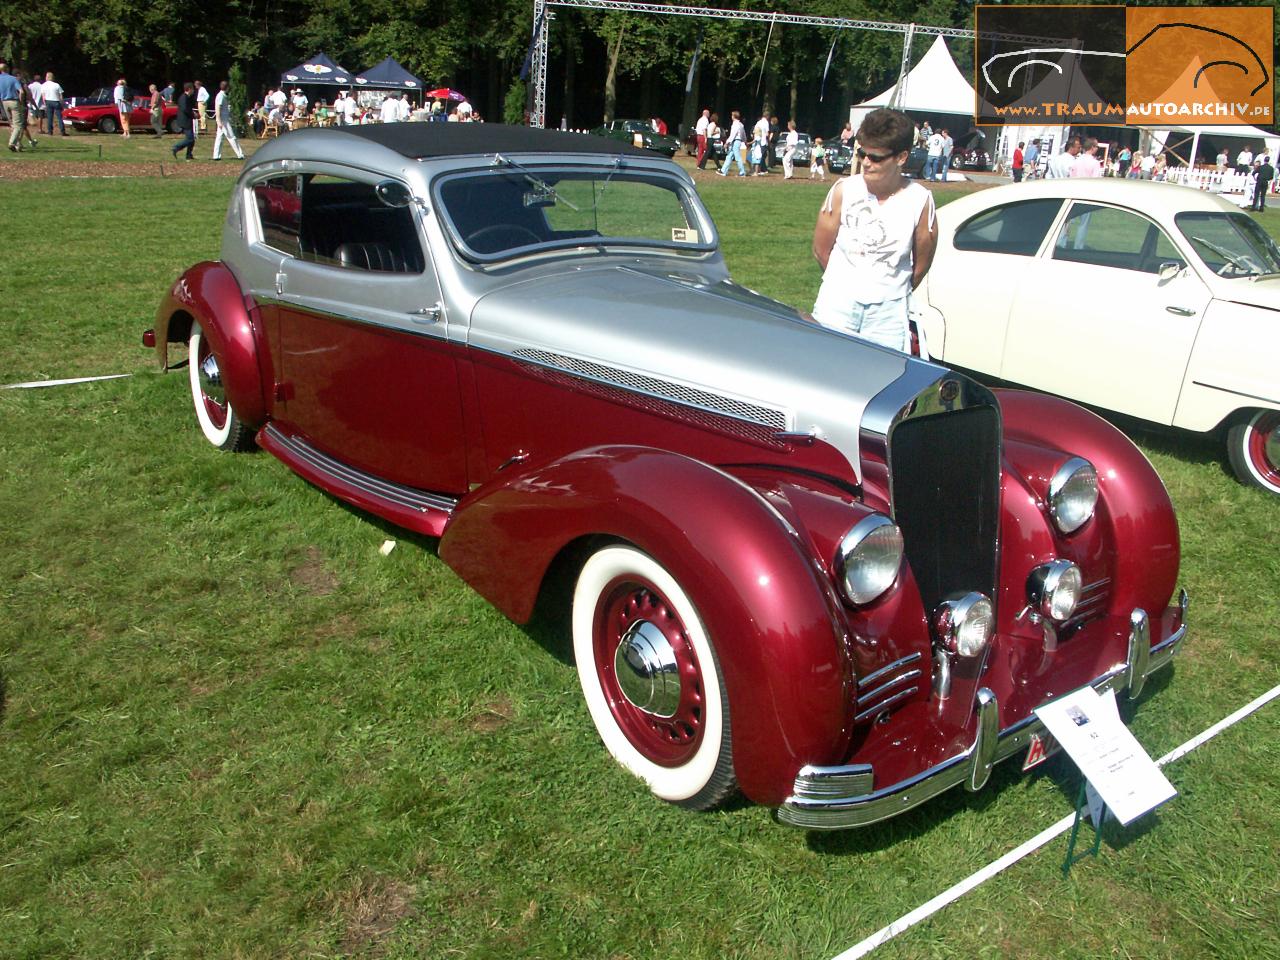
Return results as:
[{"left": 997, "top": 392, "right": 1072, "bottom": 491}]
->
[
  {"left": 1001, "top": 201, "right": 1211, "bottom": 424},
  {"left": 926, "top": 197, "right": 1064, "bottom": 373},
  {"left": 248, "top": 168, "right": 468, "bottom": 494}
]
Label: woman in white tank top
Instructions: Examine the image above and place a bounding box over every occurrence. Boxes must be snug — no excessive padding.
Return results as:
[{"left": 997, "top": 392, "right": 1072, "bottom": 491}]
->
[{"left": 811, "top": 108, "right": 938, "bottom": 353}]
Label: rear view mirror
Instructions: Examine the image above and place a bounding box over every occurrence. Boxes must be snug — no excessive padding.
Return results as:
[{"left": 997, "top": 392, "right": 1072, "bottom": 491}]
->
[{"left": 1157, "top": 261, "right": 1183, "bottom": 281}]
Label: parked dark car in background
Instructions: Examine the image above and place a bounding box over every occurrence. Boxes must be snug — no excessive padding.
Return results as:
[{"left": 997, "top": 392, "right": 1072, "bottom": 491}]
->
[
  {"left": 951, "top": 132, "right": 992, "bottom": 171},
  {"left": 829, "top": 142, "right": 928, "bottom": 177},
  {"left": 773, "top": 132, "right": 812, "bottom": 164},
  {"left": 682, "top": 130, "right": 727, "bottom": 163},
  {"left": 590, "top": 119, "right": 679, "bottom": 157}
]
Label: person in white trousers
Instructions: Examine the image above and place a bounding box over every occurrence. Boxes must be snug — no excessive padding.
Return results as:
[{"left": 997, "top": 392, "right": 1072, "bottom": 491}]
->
[{"left": 212, "top": 80, "right": 244, "bottom": 160}]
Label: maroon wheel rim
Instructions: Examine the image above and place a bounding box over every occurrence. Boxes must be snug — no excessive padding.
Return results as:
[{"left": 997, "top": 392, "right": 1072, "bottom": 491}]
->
[
  {"left": 196, "top": 335, "right": 228, "bottom": 430},
  {"left": 1247, "top": 412, "right": 1280, "bottom": 487},
  {"left": 593, "top": 575, "right": 706, "bottom": 767}
]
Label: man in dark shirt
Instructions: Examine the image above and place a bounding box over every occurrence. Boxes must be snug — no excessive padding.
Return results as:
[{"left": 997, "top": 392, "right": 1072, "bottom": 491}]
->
[
  {"left": 1252, "top": 159, "right": 1275, "bottom": 212},
  {"left": 170, "top": 82, "right": 197, "bottom": 160}
]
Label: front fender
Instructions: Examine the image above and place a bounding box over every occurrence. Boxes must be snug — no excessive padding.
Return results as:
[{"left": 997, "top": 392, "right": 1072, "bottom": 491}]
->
[
  {"left": 995, "top": 389, "right": 1180, "bottom": 617},
  {"left": 154, "top": 261, "right": 269, "bottom": 430},
  {"left": 438, "top": 445, "right": 854, "bottom": 806}
]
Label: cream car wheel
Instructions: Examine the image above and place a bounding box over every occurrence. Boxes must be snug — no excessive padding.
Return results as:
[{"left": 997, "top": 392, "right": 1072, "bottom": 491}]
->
[
  {"left": 1227, "top": 410, "right": 1280, "bottom": 495},
  {"left": 189, "top": 322, "right": 254, "bottom": 451},
  {"left": 572, "top": 545, "right": 736, "bottom": 809}
]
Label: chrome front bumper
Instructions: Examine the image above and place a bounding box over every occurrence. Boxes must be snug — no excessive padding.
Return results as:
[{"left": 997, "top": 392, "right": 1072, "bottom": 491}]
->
[{"left": 777, "top": 595, "right": 1189, "bottom": 830}]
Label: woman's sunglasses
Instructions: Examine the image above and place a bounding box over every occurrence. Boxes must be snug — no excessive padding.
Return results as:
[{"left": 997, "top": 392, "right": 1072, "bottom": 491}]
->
[{"left": 856, "top": 148, "right": 899, "bottom": 163}]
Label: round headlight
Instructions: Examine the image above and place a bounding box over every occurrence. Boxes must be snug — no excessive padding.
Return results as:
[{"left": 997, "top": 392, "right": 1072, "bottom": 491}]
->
[
  {"left": 1048, "top": 457, "right": 1099, "bottom": 534},
  {"left": 1027, "top": 560, "right": 1082, "bottom": 622},
  {"left": 933, "top": 592, "right": 995, "bottom": 657},
  {"left": 835, "top": 515, "right": 904, "bottom": 606}
]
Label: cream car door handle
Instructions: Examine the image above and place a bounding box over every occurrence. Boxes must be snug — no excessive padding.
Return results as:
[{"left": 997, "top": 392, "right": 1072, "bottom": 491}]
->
[
  {"left": 1165, "top": 306, "right": 1196, "bottom": 316},
  {"left": 411, "top": 302, "right": 442, "bottom": 324}
]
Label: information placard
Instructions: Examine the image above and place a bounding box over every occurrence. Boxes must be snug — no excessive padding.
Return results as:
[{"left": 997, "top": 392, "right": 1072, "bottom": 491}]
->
[{"left": 1034, "top": 687, "right": 1175, "bottom": 825}]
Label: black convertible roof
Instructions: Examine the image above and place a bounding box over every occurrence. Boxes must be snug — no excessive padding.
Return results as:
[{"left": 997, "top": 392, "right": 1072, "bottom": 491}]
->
[{"left": 336, "top": 123, "right": 654, "bottom": 159}]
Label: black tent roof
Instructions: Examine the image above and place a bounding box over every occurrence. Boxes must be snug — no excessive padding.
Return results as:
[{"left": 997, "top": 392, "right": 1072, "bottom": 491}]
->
[
  {"left": 354, "top": 56, "right": 423, "bottom": 91},
  {"left": 333, "top": 123, "right": 653, "bottom": 160},
  {"left": 280, "top": 52, "right": 353, "bottom": 88}
]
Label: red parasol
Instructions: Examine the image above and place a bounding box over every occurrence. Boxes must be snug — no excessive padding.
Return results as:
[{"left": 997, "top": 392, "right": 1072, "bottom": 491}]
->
[{"left": 424, "top": 88, "right": 467, "bottom": 101}]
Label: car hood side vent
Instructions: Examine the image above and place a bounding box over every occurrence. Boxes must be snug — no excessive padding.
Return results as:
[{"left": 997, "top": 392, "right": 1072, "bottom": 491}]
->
[{"left": 513, "top": 348, "right": 787, "bottom": 431}]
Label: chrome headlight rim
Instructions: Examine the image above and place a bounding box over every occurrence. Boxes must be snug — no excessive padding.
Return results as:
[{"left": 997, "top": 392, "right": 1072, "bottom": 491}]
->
[
  {"left": 1048, "top": 456, "right": 1099, "bottom": 535},
  {"left": 1026, "top": 559, "right": 1083, "bottom": 623},
  {"left": 834, "top": 514, "right": 904, "bottom": 607},
  {"left": 933, "top": 591, "right": 995, "bottom": 658}
]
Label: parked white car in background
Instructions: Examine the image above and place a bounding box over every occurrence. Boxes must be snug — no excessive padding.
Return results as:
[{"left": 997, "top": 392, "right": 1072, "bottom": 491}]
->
[{"left": 913, "top": 179, "right": 1280, "bottom": 495}]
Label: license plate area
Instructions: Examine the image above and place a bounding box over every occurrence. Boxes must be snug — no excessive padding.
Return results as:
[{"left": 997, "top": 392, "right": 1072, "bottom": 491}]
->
[{"left": 1022, "top": 731, "right": 1060, "bottom": 771}]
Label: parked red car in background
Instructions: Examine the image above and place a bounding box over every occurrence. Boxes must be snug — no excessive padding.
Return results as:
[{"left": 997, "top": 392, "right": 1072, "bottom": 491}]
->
[{"left": 64, "top": 90, "right": 180, "bottom": 134}]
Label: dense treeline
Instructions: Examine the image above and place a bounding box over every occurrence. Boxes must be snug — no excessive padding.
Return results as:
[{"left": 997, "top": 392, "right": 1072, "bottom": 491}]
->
[{"left": 0, "top": 0, "right": 977, "bottom": 133}]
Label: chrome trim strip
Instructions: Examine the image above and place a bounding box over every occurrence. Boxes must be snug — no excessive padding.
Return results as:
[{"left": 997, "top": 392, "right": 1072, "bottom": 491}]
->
[
  {"left": 857, "top": 668, "right": 923, "bottom": 705},
  {"left": 512, "top": 347, "right": 788, "bottom": 431},
  {"left": 266, "top": 425, "right": 458, "bottom": 514},
  {"left": 778, "top": 610, "right": 1189, "bottom": 830},
  {"left": 853, "top": 685, "right": 920, "bottom": 723},
  {"left": 857, "top": 651, "right": 923, "bottom": 690}
]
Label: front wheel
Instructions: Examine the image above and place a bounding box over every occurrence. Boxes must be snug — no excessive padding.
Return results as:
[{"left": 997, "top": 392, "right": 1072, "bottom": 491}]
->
[
  {"left": 1227, "top": 410, "right": 1280, "bottom": 494},
  {"left": 167, "top": 116, "right": 181, "bottom": 134},
  {"left": 188, "top": 322, "right": 255, "bottom": 451},
  {"left": 98, "top": 115, "right": 118, "bottom": 134},
  {"left": 572, "top": 545, "right": 736, "bottom": 810}
]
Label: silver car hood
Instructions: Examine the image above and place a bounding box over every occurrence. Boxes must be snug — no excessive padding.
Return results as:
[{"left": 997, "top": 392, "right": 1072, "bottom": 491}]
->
[{"left": 467, "top": 261, "right": 944, "bottom": 480}]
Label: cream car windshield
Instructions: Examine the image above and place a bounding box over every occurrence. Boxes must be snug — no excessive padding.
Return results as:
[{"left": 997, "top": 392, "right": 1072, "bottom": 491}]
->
[
  {"left": 1175, "top": 211, "right": 1280, "bottom": 278},
  {"left": 436, "top": 167, "right": 715, "bottom": 261}
]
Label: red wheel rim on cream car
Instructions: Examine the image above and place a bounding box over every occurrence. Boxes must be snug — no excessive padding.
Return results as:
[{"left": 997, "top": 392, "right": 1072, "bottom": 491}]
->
[
  {"left": 1242, "top": 411, "right": 1280, "bottom": 491},
  {"left": 572, "top": 546, "right": 735, "bottom": 807}
]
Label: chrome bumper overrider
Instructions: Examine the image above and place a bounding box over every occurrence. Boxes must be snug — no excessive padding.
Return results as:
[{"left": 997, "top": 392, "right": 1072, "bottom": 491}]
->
[{"left": 778, "top": 595, "right": 1189, "bottom": 830}]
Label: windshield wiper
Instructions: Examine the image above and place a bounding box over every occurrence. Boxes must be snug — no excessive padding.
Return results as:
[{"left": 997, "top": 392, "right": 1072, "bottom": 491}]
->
[
  {"left": 492, "top": 153, "right": 580, "bottom": 211},
  {"left": 1189, "top": 235, "right": 1260, "bottom": 276}
]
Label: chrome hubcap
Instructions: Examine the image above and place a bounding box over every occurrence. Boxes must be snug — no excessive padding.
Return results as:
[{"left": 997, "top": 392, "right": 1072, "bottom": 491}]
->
[
  {"left": 199, "top": 351, "right": 225, "bottom": 407},
  {"left": 614, "top": 619, "right": 681, "bottom": 718}
]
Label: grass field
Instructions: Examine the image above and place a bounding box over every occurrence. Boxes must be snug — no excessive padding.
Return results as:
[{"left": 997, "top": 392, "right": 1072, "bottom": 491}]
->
[{"left": 1, "top": 171, "right": 1278, "bottom": 960}]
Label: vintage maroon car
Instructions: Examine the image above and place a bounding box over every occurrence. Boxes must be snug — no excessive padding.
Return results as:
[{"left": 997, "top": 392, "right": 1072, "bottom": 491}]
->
[
  {"left": 146, "top": 124, "right": 1188, "bottom": 829},
  {"left": 64, "top": 93, "right": 180, "bottom": 134}
]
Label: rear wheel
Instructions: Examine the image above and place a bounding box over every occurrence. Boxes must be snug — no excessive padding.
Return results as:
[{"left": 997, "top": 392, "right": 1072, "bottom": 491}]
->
[
  {"left": 98, "top": 115, "right": 118, "bottom": 134},
  {"left": 1227, "top": 410, "right": 1280, "bottom": 495},
  {"left": 188, "top": 322, "right": 255, "bottom": 451},
  {"left": 572, "top": 545, "right": 736, "bottom": 809},
  {"left": 167, "top": 116, "right": 181, "bottom": 134}
]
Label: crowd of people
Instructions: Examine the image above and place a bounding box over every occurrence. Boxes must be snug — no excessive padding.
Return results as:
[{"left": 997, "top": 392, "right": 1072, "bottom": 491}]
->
[
  {"left": 690, "top": 108, "right": 831, "bottom": 180},
  {"left": 0, "top": 62, "right": 67, "bottom": 151},
  {"left": 246, "top": 87, "right": 480, "bottom": 134}
]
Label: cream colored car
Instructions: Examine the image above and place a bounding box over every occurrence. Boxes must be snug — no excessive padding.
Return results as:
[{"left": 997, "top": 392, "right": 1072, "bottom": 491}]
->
[{"left": 914, "top": 179, "right": 1280, "bottom": 495}]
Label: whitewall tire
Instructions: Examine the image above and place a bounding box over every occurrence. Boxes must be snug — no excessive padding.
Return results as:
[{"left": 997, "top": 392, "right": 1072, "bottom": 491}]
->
[
  {"left": 188, "top": 321, "right": 254, "bottom": 452},
  {"left": 1227, "top": 410, "right": 1280, "bottom": 495}
]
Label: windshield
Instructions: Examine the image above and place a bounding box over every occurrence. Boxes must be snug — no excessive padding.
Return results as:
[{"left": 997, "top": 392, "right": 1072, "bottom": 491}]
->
[
  {"left": 1175, "top": 211, "right": 1280, "bottom": 278},
  {"left": 436, "top": 166, "right": 715, "bottom": 261}
]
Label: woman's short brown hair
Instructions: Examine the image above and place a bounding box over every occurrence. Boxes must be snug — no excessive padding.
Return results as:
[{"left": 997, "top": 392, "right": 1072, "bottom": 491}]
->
[{"left": 856, "top": 108, "right": 915, "bottom": 155}]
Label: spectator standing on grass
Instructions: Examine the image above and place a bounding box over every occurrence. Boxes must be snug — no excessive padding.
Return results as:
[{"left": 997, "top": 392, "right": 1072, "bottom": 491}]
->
[
  {"left": 170, "top": 82, "right": 196, "bottom": 160},
  {"left": 810, "top": 137, "right": 826, "bottom": 180},
  {"left": 1024, "top": 140, "right": 1040, "bottom": 178},
  {"left": 1070, "top": 138, "right": 1103, "bottom": 178},
  {"left": 27, "top": 70, "right": 42, "bottom": 118},
  {"left": 1235, "top": 146, "right": 1253, "bottom": 175},
  {"left": 939, "top": 129, "right": 953, "bottom": 181},
  {"left": 1250, "top": 158, "right": 1274, "bottom": 212},
  {"left": 1140, "top": 151, "right": 1156, "bottom": 179},
  {"left": 839, "top": 121, "right": 853, "bottom": 148},
  {"left": 718, "top": 110, "right": 748, "bottom": 177},
  {"left": 1011, "top": 141, "right": 1025, "bottom": 182},
  {"left": 811, "top": 108, "right": 938, "bottom": 354},
  {"left": 752, "top": 111, "right": 770, "bottom": 175},
  {"left": 924, "top": 127, "right": 944, "bottom": 181},
  {"left": 212, "top": 80, "right": 244, "bottom": 161},
  {"left": 41, "top": 71, "right": 65, "bottom": 135},
  {"left": 149, "top": 83, "right": 164, "bottom": 135},
  {"left": 0, "top": 61, "right": 23, "bottom": 152},
  {"left": 1046, "top": 137, "right": 1080, "bottom": 178},
  {"left": 694, "top": 107, "right": 710, "bottom": 169},
  {"left": 1216, "top": 148, "right": 1229, "bottom": 172},
  {"left": 113, "top": 77, "right": 131, "bottom": 137},
  {"left": 14, "top": 69, "right": 38, "bottom": 149},
  {"left": 782, "top": 120, "right": 799, "bottom": 179},
  {"left": 379, "top": 93, "right": 400, "bottom": 123},
  {"left": 195, "top": 80, "right": 210, "bottom": 133}
]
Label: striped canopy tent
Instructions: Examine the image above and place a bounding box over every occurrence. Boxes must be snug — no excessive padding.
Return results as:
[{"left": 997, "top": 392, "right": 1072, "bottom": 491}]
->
[
  {"left": 280, "top": 52, "right": 354, "bottom": 88},
  {"left": 354, "top": 57, "right": 423, "bottom": 92}
]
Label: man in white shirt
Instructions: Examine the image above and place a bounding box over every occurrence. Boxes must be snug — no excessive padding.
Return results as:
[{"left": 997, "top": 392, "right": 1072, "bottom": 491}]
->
[
  {"left": 40, "top": 72, "right": 65, "bottom": 135},
  {"left": 1235, "top": 147, "right": 1254, "bottom": 174},
  {"left": 270, "top": 87, "right": 287, "bottom": 110},
  {"left": 694, "top": 108, "right": 710, "bottom": 168},
  {"left": 334, "top": 90, "right": 349, "bottom": 125},
  {"left": 212, "top": 80, "right": 244, "bottom": 160},
  {"left": 291, "top": 88, "right": 308, "bottom": 114},
  {"left": 1046, "top": 138, "right": 1080, "bottom": 178},
  {"left": 342, "top": 92, "right": 358, "bottom": 125},
  {"left": 938, "top": 129, "right": 953, "bottom": 181},
  {"left": 396, "top": 92, "right": 411, "bottom": 121},
  {"left": 379, "top": 94, "right": 400, "bottom": 123},
  {"left": 194, "top": 80, "right": 210, "bottom": 132},
  {"left": 924, "top": 130, "right": 944, "bottom": 180}
]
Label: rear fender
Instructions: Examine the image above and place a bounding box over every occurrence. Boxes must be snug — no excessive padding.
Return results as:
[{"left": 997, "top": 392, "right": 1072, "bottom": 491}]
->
[
  {"left": 154, "top": 261, "right": 269, "bottom": 430},
  {"left": 995, "top": 389, "right": 1179, "bottom": 616},
  {"left": 438, "top": 445, "right": 854, "bottom": 805}
]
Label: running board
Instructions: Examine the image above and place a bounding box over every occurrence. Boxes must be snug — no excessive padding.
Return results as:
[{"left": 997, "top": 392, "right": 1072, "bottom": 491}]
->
[{"left": 259, "top": 423, "right": 457, "bottom": 537}]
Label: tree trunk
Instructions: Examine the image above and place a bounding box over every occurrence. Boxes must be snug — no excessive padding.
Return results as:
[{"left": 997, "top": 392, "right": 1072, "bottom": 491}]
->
[
  {"left": 789, "top": 54, "right": 799, "bottom": 125},
  {"left": 680, "top": 58, "right": 699, "bottom": 139},
  {"left": 715, "top": 59, "right": 726, "bottom": 121},
  {"left": 603, "top": 22, "right": 625, "bottom": 124}
]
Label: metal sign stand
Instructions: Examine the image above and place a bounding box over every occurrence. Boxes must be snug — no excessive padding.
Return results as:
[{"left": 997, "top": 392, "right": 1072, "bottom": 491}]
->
[{"left": 1061, "top": 778, "right": 1105, "bottom": 876}]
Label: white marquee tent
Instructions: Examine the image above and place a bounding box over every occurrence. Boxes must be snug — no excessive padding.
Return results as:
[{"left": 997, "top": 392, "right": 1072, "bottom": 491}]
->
[{"left": 849, "top": 35, "right": 978, "bottom": 133}]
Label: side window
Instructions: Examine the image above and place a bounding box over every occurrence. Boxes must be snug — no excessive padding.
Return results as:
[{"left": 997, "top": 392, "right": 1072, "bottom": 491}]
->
[
  {"left": 1052, "top": 203, "right": 1176, "bottom": 273},
  {"left": 253, "top": 175, "right": 302, "bottom": 258},
  {"left": 953, "top": 198, "right": 1062, "bottom": 256},
  {"left": 253, "top": 173, "right": 424, "bottom": 273}
]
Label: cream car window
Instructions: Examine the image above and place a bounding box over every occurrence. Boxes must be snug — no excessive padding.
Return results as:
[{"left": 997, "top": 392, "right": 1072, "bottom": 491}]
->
[
  {"left": 952, "top": 199, "right": 1061, "bottom": 257},
  {"left": 1052, "top": 203, "right": 1177, "bottom": 275}
]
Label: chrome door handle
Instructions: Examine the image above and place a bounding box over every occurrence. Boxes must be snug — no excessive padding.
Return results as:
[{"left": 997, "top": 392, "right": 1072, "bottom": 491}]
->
[
  {"left": 411, "top": 302, "right": 442, "bottom": 324},
  {"left": 1165, "top": 306, "right": 1195, "bottom": 316}
]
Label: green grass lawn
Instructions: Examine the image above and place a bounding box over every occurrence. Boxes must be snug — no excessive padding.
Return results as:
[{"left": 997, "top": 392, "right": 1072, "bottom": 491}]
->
[{"left": 0, "top": 175, "right": 1277, "bottom": 959}]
